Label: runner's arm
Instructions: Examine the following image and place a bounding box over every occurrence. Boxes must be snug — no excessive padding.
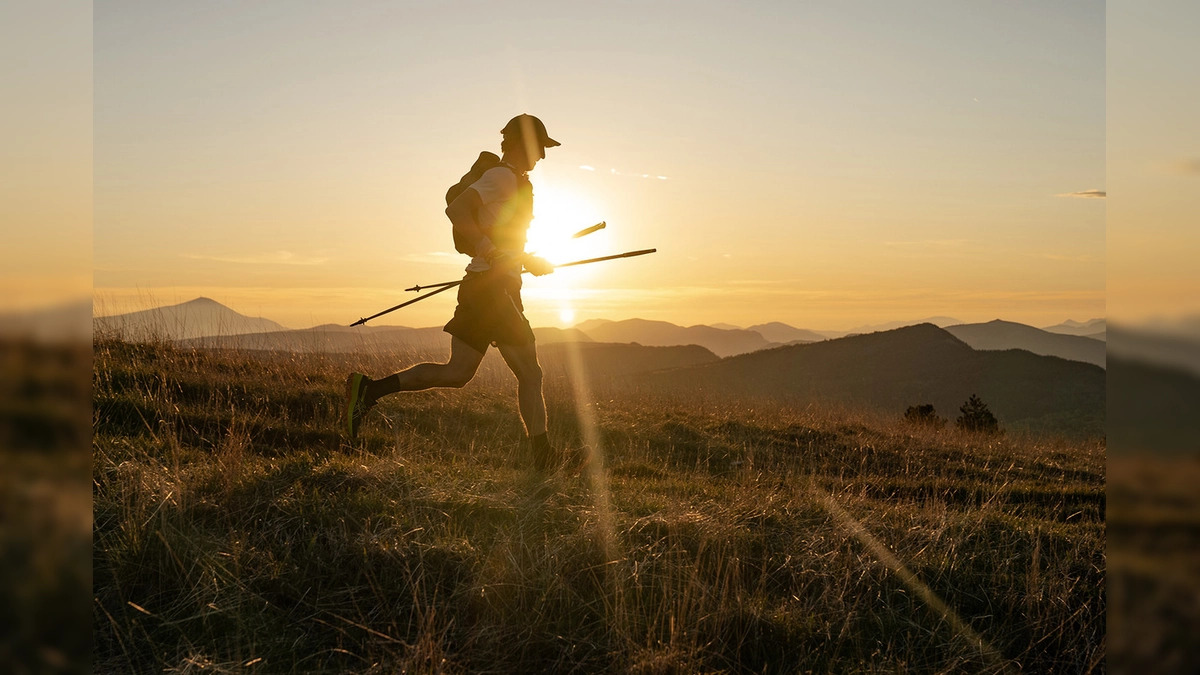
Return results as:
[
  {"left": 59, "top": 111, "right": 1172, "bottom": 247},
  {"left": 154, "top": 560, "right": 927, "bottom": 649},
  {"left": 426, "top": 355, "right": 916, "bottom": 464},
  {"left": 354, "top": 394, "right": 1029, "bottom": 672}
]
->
[{"left": 445, "top": 187, "right": 497, "bottom": 259}]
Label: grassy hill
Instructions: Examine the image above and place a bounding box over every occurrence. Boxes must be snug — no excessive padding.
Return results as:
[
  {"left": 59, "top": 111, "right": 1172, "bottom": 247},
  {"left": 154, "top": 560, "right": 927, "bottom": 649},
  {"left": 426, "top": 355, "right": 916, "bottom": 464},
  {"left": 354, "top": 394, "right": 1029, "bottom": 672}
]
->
[
  {"left": 640, "top": 324, "right": 1105, "bottom": 438},
  {"left": 93, "top": 338, "right": 1104, "bottom": 673}
]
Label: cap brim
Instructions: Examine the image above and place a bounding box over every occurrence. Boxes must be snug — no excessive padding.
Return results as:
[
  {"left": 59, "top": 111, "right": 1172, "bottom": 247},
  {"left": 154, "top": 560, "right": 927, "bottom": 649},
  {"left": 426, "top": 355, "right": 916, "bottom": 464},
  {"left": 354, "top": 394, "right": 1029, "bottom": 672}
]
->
[{"left": 542, "top": 137, "right": 561, "bottom": 148}]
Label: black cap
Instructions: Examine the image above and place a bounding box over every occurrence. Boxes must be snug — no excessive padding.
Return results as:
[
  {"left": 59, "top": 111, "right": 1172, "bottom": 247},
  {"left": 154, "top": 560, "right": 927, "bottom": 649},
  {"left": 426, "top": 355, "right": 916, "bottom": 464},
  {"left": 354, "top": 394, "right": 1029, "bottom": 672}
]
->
[{"left": 501, "top": 114, "right": 560, "bottom": 148}]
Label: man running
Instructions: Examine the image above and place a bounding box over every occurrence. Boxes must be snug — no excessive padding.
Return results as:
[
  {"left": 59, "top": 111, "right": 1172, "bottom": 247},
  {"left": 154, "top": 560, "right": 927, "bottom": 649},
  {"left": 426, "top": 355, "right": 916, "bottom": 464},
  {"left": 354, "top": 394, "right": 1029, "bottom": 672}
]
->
[{"left": 345, "top": 114, "right": 573, "bottom": 472}]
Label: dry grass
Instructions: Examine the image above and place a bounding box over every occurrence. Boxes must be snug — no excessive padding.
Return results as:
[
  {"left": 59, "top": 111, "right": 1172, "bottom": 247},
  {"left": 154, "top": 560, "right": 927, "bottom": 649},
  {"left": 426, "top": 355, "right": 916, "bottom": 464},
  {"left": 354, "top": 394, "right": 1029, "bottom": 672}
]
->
[
  {"left": 1108, "top": 455, "right": 1200, "bottom": 674},
  {"left": 93, "top": 337, "right": 1105, "bottom": 673},
  {"left": 1, "top": 339, "right": 92, "bottom": 674}
]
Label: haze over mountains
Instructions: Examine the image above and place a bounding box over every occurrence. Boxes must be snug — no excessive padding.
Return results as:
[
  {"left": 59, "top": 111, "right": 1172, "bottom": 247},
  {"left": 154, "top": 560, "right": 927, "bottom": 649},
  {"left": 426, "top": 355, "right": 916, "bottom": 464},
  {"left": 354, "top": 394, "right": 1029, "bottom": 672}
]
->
[
  {"left": 573, "top": 318, "right": 775, "bottom": 357},
  {"left": 95, "top": 298, "right": 1107, "bottom": 367},
  {"left": 95, "top": 298, "right": 1110, "bottom": 438},
  {"left": 1042, "top": 318, "right": 1106, "bottom": 339}
]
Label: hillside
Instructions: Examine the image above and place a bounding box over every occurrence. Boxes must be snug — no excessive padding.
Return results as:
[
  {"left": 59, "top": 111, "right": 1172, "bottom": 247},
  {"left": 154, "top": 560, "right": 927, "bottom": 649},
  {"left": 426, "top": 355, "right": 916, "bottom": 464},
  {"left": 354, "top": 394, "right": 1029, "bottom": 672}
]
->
[
  {"left": 95, "top": 297, "right": 287, "bottom": 341},
  {"left": 574, "top": 318, "right": 773, "bottom": 357},
  {"left": 640, "top": 324, "right": 1105, "bottom": 437},
  {"left": 92, "top": 337, "right": 1104, "bottom": 673},
  {"left": 945, "top": 319, "right": 1106, "bottom": 367}
]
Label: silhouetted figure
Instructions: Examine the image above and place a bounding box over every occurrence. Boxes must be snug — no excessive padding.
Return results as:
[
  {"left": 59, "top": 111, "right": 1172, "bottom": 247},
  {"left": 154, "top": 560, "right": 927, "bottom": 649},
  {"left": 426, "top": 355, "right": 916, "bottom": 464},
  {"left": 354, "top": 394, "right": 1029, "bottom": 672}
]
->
[{"left": 345, "top": 115, "right": 581, "bottom": 472}]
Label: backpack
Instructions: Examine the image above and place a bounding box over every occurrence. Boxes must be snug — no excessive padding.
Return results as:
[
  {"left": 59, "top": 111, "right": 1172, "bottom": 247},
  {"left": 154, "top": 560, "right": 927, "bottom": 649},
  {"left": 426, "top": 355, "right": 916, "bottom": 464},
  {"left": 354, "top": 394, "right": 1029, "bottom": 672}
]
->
[{"left": 445, "top": 151, "right": 503, "bottom": 255}]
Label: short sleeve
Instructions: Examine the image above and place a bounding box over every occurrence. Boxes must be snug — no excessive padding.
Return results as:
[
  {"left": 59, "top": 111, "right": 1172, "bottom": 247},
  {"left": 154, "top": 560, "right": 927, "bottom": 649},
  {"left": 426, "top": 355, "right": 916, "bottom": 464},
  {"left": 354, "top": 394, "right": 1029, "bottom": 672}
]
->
[{"left": 469, "top": 167, "right": 517, "bottom": 207}]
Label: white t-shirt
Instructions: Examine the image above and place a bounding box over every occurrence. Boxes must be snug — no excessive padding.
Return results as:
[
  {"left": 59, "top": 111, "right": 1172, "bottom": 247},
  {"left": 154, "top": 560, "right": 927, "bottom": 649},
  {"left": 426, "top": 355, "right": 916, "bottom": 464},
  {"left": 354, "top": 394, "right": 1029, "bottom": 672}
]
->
[{"left": 465, "top": 166, "right": 521, "bottom": 274}]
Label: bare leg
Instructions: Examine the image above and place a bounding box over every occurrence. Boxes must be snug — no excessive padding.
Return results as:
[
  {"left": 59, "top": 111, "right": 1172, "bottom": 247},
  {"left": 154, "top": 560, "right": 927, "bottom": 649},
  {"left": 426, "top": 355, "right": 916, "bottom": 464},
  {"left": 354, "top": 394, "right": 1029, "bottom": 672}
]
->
[
  {"left": 496, "top": 341, "right": 546, "bottom": 437},
  {"left": 366, "top": 336, "right": 485, "bottom": 403}
]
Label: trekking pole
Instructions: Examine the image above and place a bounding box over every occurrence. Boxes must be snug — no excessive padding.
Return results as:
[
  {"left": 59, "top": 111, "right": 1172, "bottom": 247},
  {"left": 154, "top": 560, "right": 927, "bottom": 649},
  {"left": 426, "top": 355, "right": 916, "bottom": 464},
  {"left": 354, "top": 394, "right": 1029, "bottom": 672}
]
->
[
  {"left": 354, "top": 247, "right": 656, "bottom": 326},
  {"left": 351, "top": 283, "right": 459, "bottom": 326},
  {"left": 572, "top": 221, "right": 606, "bottom": 238}
]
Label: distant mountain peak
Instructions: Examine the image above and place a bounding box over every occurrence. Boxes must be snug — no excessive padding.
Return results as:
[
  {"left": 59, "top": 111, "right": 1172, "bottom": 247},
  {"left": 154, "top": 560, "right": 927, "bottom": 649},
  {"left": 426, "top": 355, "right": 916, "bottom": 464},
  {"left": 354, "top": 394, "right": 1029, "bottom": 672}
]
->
[{"left": 95, "top": 296, "right": 287, "bottom": 341}]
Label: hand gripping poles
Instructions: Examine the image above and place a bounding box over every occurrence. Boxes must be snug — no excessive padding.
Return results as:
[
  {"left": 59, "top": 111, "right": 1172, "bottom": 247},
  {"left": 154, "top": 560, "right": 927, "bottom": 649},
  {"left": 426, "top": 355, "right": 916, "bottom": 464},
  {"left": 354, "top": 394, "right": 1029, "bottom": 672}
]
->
[{"left": 350, "top": 248, "right": 656, "bottom": 326}]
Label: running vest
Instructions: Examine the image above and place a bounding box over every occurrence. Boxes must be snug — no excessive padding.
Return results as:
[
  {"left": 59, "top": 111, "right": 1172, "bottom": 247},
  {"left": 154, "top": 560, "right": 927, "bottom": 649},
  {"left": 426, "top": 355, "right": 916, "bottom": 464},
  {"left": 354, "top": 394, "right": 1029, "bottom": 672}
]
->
[{"left": 445, "top": 152, "right": 533, "bottom": 256}]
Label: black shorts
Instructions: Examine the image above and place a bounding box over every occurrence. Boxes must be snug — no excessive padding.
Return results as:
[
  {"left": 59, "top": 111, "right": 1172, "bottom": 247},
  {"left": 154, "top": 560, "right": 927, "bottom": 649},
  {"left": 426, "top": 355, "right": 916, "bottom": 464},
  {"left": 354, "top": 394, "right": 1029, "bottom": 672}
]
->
[{"left": 443, "top": 271, "right": 535, "bottom": 354}]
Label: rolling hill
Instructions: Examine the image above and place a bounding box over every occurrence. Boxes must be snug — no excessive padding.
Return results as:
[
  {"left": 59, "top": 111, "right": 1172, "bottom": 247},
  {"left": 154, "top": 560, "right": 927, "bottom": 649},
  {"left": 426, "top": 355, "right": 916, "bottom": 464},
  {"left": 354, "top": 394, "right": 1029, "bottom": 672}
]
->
[
  {"left": 945, "top": 319, "right": 1106, "bottom": 368},
  {"left": 94, "top": 297, "right": 287, "bottom": 341},
  {"left": 745, "top": 322, "right": 827, "bottom": 344},
  {"left": 639, "top": 324, "right": 1105, "bottom": 438},
  {"left": 573, "top": 318, "right": 774, "bottom": 357}
]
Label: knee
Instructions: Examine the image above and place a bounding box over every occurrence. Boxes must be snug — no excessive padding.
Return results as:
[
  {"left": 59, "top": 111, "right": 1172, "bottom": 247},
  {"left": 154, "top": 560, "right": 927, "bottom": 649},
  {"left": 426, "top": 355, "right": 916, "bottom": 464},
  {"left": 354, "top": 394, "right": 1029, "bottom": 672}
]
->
[
  {"left": 445, "top": 365, "right": 478, "bottom": 388},
  {"left": 517, "top": 362, "right": 543, "bottom": 387}
]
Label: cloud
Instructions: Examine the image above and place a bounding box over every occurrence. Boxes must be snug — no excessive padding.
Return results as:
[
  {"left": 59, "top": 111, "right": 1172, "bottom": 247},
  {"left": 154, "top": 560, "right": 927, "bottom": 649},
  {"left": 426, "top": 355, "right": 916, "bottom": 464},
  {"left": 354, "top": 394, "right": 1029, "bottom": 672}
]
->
[
  {"left": 883, "top": 239, "right": 969, "bottom": 247},
  {"left": 181, "top": 251, "right": 328, "bottom": 265},
  {"left": 586, "top": 167, "right": 670, "bottom": 180},
  {"left": 1055, "top": 189, "right": 1106, "bottom": 199}
]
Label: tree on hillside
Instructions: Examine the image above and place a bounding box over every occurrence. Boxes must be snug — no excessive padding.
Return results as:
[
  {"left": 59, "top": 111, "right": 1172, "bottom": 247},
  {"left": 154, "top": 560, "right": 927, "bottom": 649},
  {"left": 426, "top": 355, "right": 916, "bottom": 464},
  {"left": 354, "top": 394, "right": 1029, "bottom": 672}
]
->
[
  {"left": 904, "top": 404, "right": 946, "bottom": 429},
  {"left": 956, "top": 394, "right": 1000, "bottom": 434}
]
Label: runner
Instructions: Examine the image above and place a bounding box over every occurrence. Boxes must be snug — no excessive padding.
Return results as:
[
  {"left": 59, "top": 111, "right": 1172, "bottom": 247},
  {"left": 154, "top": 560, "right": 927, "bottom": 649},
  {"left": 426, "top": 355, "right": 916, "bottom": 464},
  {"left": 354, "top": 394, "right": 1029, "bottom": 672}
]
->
[{"left": 346, "top": 114, "right": 583, "bottom": 473}]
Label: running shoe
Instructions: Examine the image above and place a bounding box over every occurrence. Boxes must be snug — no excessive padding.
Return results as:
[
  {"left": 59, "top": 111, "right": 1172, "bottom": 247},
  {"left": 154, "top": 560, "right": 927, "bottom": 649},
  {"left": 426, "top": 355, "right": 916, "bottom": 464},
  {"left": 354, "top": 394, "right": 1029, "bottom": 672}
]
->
[
  {"left": 344, "top": 372, "right": 373, "bottom": 438},
  {"left": 562, "top": 445, "right": 593, "bottom": 475}
]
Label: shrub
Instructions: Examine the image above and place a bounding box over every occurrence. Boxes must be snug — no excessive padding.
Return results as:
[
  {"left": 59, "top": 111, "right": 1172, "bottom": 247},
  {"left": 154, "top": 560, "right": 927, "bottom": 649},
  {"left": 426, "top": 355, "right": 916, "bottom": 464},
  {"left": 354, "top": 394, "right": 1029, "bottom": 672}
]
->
[
  {"left": 956, "top": 394, "right": 1000, "bottom": 434},
  {"left": 903, "top": 404, "right": 946, "bottom": 429}
]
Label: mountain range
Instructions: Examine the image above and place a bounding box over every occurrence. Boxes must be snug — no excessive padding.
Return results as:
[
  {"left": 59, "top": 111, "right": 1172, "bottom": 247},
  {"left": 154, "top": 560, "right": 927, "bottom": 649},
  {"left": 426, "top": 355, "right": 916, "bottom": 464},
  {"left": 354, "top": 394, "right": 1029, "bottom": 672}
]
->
[
  {"left": 1042, "top": 318, "right": 1106, "bottom": 339},
  {"left": 944, "top": 320, "right": 1106, "bottom": 368},
  {"left": 639, "top": 323, "right": 1105, "bottom": 438},
  {"left": 572, "top": 318, "right": 776, "bottom": 357},
  {"left": 94, "top": 298, "right": 1111, "bottom": 438},
  {"left": 96, "top": 298, "right": 1108, "bottom": 368}
]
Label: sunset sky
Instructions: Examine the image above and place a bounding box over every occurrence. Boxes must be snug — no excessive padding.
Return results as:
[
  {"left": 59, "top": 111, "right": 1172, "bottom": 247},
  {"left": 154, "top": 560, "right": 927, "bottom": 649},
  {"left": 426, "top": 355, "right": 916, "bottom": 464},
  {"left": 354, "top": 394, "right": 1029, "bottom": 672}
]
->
[{"left": 75, "top": 2, "right": 1126, "bottom": 329}]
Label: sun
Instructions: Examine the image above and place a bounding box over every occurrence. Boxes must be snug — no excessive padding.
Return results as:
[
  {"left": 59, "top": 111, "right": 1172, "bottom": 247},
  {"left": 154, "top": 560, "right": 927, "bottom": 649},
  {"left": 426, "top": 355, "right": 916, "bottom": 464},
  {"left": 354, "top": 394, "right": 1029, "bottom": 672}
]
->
[
  {"left": 525, "top": 184, "right": 604, "bottom": 266},
  {"left": 523, "top": 182, "right": 607, "bottom": 324}
]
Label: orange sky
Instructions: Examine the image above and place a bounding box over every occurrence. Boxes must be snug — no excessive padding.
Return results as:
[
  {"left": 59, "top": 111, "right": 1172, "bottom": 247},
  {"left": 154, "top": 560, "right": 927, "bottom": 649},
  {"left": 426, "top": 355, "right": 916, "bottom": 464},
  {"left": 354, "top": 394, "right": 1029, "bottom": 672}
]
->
[{"left": 15, "top": 3, "right": 1196, "bottom": 331}]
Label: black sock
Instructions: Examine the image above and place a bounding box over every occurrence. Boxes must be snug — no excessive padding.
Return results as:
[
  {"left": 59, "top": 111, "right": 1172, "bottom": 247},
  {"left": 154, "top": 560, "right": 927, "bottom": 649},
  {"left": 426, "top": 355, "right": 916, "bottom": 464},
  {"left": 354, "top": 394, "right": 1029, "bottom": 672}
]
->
[
  {"left": 370, "top": 374, "right": 400, "bottom": 402},
  {"left": 530, "top": 433, "right": 555, "bottom": 470},
  {"left": 530, "top": 433, "right": 553, "bottom": 453}
]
